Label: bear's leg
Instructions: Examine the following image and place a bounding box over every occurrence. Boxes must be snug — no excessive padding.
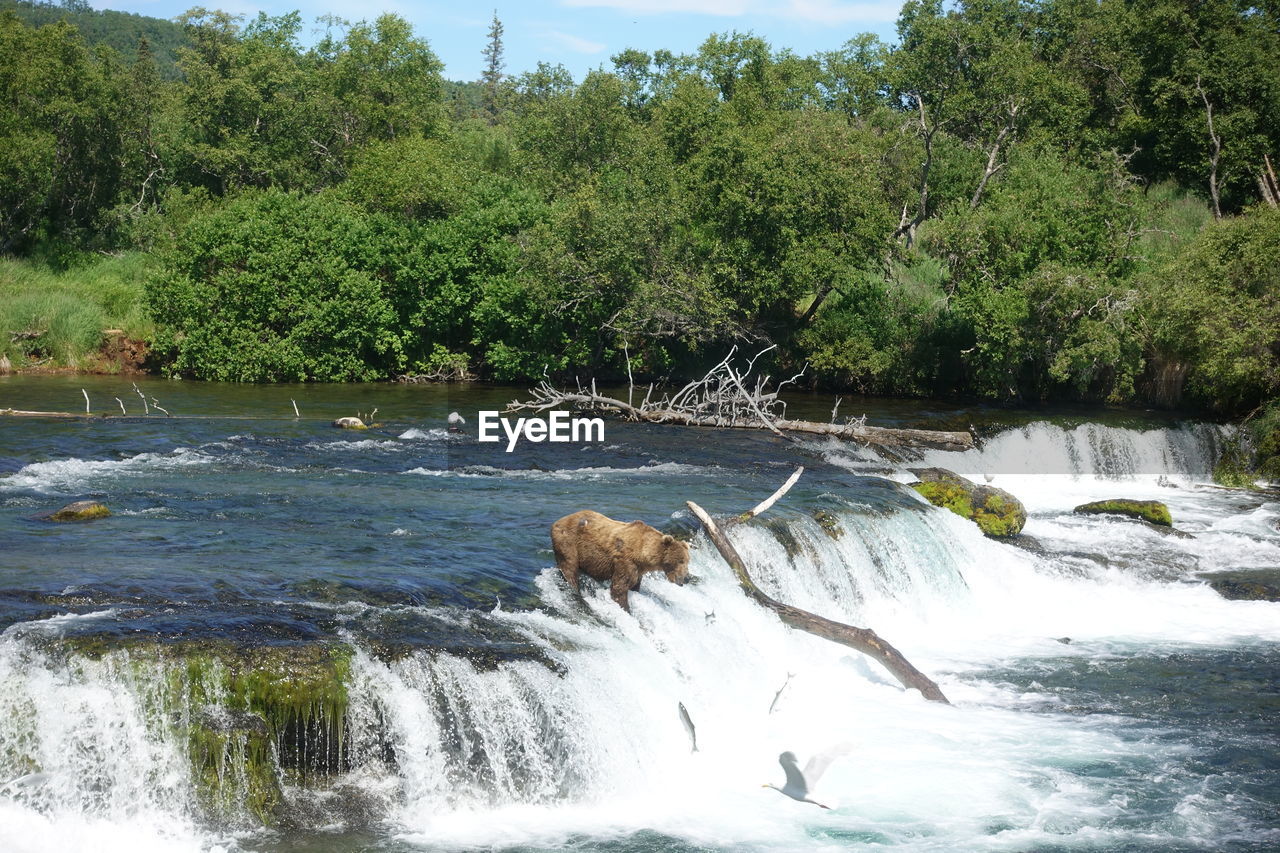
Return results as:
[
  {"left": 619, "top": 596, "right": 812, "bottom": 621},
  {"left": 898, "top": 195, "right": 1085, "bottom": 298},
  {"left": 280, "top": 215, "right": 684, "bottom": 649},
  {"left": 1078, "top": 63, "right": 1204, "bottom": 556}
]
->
[
  {"left": 610, "top": 566, "right": 635, "bottom": 612},
  {"left": 552, "top": 532, "right": 580, "bottom": 592}
]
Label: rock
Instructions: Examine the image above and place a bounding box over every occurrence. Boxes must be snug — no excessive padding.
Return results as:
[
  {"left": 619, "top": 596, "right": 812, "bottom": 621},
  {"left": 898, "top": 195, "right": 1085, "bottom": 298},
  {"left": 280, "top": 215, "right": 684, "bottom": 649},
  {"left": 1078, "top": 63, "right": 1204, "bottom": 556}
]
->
[
  {"left": 1073, "top": 499, "right": 1172, "bottom": 526},
  {"left": 812, "top": 509, "right": 843, "bottom": 539},
  {"left": 1199, "top": 569, "right": 1280, "bottom": 602},
  {"left": 908, "top": 468, "right": 1026, "bottom": 537},
  {"left": 1003, "top": 533, "right": 1046, "bottom": 554},
  {"left": 48, "top": 500, "right": 111, "bottom": 522},
  {"left": 0, "top": 354, "right": 10, "bottom": 374},
  {"left": 332, "top": 416, "right": 367, "bottom": 430}
]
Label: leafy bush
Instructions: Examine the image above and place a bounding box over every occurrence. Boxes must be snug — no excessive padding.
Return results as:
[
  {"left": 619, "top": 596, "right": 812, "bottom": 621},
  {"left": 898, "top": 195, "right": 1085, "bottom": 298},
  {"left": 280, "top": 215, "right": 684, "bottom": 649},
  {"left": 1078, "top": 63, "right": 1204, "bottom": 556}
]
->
[
  {"left": 147, "top": 189, "right": 415, "bottom": 382},
  {"left": 1144, "top": 206, "right": 1280, "bottom": 410}
]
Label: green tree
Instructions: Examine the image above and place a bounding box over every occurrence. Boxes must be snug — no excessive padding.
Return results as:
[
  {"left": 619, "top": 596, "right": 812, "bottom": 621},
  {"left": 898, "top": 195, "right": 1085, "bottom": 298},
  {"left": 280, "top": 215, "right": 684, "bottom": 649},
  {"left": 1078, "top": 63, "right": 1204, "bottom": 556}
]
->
[
  {"left": 1145, "top": 206, "right": 1280, "bottom": 410},
  {"left": 480, "top": 10, "right": 505, "bottom": 121},
  {"left": 0, "top": 13, "right": 129, "bottom": 251}
]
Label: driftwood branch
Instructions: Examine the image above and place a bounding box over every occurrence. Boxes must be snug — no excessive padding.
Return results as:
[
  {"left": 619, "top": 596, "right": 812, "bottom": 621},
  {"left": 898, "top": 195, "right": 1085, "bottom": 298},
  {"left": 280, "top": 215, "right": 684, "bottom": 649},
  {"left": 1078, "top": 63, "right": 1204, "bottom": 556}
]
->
[
  {"left": 686, "top": 477, "right": 949, "bottom": 703},
  {"left": 738, "top": 466, "right": 805, "bottom": 523},
  {"left": 508, "top": 348, "right": 972, "bottom": 452}
]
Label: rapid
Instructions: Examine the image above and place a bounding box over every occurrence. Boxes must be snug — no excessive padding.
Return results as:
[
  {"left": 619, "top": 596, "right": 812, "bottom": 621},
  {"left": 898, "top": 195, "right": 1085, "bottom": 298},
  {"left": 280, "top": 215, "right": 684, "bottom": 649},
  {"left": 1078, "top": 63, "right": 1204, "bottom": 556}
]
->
[{"left": 1, "top": 376, "right": 1277, "bottom": 852}]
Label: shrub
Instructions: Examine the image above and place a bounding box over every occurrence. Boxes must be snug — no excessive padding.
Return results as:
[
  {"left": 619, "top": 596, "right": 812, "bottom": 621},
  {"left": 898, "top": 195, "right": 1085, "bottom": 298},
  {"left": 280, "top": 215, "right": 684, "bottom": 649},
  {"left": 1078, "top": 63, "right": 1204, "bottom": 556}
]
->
[{"left": 147, "top": 189, "right": 415, "bottom": 382}]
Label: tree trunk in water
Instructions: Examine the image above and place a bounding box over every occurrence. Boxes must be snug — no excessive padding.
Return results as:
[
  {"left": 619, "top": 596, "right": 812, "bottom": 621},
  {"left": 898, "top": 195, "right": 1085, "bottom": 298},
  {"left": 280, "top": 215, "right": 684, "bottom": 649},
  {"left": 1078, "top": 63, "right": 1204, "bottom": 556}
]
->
[{"left": 686, "top": 499, "right": 950, "bottom": 703}]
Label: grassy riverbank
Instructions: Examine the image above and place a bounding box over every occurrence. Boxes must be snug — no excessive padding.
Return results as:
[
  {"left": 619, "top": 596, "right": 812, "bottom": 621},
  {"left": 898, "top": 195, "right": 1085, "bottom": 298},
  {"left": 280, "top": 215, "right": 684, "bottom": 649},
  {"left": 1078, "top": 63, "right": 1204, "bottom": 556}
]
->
[{"left": 0, "top": 252, "right": 154, "bottom": 372}]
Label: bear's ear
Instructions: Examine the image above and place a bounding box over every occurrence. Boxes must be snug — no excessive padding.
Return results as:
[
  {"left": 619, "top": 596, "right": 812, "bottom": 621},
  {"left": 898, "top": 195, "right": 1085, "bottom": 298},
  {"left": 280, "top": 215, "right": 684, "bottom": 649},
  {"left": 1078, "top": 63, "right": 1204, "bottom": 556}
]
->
[{"left": 662, "top": 534, "right": 673, "bottom": 543}]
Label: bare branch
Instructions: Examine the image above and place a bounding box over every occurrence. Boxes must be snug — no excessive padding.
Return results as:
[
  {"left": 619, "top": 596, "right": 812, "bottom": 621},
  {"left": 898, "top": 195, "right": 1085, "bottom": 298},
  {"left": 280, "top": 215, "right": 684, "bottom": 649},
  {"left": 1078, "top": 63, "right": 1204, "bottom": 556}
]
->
[{"left": 734, "top": 466, "right": 804, "bottom": 524}]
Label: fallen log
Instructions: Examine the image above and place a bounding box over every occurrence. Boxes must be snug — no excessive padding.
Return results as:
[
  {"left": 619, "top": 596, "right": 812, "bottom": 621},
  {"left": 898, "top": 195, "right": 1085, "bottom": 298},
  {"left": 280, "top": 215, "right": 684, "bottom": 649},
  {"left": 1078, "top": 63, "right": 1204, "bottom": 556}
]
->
[
  {"left": 654, "top": 410, "right": 971, "bottom": 451},
  {"left": 507, "top": 347, "right": 972, "bottom": 452},
  {"left": 686, "top": 470, "right": 949, "bottom": 703},
  {"left": 1, "top": 409, "right": 101, "bottom": 419}
]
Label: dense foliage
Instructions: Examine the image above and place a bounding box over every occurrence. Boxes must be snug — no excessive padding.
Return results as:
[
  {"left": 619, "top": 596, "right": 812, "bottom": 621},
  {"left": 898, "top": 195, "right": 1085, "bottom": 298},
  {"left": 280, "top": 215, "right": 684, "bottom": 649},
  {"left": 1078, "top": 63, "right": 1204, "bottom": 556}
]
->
[{"left": 1, "top": 0, "right": 1278, "bottom": 446}]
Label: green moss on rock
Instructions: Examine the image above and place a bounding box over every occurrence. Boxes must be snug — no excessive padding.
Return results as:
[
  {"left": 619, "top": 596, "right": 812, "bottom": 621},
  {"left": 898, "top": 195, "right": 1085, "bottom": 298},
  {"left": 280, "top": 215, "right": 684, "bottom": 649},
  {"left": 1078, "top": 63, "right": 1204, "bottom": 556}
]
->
[
  {"left": 910, "top": 473, "right": 1026, "bottom": 538},
  {"left": 1073, "top": 499, "right": 1172, "bottom": 526},
  {"left": 52, "top": 637, "right": 354, "bottom": 826},
  {"left": 912, "top": 481, "right": 974, "bottom": 519},
  {"left": 189, "top": 708, "right": 281, "bottom": 825},
  {"left": 812, "top": 509, "right": 843, "bottom": 539},
  {"left": 48, "top": 500, "right": 111, "bottom": 522}
]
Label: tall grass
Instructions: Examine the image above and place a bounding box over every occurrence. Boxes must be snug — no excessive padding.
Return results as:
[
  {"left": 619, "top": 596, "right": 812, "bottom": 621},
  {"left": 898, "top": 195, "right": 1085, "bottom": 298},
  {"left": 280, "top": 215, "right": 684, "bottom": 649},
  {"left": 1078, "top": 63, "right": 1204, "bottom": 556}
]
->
[
  {"left": 0, "top": 251, "right": 155, "bottom": 368},
  {"left": 1136, "top": 182, "right": 1214, "bottom": 267}
]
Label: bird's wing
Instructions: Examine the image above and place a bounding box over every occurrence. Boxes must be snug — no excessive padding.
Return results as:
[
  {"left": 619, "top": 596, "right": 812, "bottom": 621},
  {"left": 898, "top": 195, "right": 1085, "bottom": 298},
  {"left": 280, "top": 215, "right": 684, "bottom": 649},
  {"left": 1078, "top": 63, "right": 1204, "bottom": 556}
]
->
[
  {"left": 779, "top": 752, "right": 808, "bottom": 796},
  {"left": 802, "top": 742, "right": 854, "bottom": 786}
]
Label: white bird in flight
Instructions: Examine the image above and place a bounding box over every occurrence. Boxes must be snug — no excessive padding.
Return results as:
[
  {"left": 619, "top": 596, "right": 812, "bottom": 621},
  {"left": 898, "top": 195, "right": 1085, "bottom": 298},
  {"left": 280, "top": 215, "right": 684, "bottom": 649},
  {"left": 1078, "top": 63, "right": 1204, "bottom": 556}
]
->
[{"left": 763, "top": 745, "right": 851, "bottom": 809}]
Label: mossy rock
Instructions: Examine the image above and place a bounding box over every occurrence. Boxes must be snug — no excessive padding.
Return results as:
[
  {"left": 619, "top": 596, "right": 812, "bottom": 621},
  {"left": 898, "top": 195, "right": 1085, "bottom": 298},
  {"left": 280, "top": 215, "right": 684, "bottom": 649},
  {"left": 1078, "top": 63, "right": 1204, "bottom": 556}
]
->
[
  {"left": 812, "top": 509, "right": 843, "bottom": 539},
  {"left": 48, "top": 500, "right": 111, "bottom": 522},
  {"left": 53, "top": 637, "right": 354, "bottom": 826},
  {"left": 1213, "top": 455, "right": 1259, "bottom": 489},
  {"left": 909, "top": 471, "right": 1026, "bottom": 538},
  {"left": 189, "top": 707, "right": 281, "bottom": 825},
  {"left": 1073, "top": 499, "right": 1172, "bottom": 526},
  {"left": 332, "top": 417, "right": 367, "bottom": 430},
  {"left": 761, "top": 516, "right": 809, "bottom": 560}
]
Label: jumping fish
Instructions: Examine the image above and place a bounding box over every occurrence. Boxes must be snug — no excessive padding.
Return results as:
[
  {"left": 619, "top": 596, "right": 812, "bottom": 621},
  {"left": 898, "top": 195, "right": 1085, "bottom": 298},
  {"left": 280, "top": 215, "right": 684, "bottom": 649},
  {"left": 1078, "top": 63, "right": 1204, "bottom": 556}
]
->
[
  {"left": 768, "top": 672, "right": 795, "bottom": 714},
  {"left": 1, "top": 771, "right": 52, "bottom": 793},
  {"left": 678, "top": 701, "right": 698, "bottom": 752}
]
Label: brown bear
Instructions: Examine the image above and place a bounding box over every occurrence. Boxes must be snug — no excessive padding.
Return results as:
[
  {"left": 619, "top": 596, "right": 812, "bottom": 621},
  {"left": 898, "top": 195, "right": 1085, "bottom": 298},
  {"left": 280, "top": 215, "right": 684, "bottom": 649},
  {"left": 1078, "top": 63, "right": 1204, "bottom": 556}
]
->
[{"left": 550, "top": 510, "right": 690, "bottom": 612}]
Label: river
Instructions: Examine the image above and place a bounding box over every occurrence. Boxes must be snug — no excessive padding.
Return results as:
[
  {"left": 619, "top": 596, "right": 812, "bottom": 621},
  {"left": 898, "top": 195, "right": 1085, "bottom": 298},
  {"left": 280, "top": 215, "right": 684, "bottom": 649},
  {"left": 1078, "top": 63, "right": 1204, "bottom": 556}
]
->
[{"left": 1, "top": 375, "right": 1277, "bottom": 852}]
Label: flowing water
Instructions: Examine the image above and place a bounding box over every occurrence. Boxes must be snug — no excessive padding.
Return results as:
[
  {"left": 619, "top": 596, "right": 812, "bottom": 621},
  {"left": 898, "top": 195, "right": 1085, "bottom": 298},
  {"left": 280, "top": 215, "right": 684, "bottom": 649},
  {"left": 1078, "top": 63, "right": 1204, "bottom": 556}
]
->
[{"left": 0, "top": 376, "right": 1277, "bottom": 852}]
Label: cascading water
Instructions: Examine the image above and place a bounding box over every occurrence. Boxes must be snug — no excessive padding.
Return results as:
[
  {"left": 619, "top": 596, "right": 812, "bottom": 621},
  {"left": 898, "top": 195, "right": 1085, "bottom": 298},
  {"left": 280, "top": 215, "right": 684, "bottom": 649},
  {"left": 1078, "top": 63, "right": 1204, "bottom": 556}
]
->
[{"left": 1, "top": 380, "right": 1277, "bottom": 852}]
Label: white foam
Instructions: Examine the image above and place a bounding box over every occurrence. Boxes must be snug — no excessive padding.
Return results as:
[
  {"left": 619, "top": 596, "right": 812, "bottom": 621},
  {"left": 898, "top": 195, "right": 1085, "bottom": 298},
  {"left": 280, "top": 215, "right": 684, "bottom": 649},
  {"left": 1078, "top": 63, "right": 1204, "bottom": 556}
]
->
[
  {"left": 398, "top": 428, "right": 448, "bottom": 440},
  {"left": 0, "top": 449, "right": 215, "bottom": 494},
  {"left": 402, "top": 462, "right": 714, "bottom": 480}
]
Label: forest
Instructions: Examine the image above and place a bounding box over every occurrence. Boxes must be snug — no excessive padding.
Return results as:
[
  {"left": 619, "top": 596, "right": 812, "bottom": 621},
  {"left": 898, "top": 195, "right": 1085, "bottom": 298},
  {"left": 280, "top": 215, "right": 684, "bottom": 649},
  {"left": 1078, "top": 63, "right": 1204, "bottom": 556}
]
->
[{"left": 0, "top": 0, "right": 1277, "bottom": 455}]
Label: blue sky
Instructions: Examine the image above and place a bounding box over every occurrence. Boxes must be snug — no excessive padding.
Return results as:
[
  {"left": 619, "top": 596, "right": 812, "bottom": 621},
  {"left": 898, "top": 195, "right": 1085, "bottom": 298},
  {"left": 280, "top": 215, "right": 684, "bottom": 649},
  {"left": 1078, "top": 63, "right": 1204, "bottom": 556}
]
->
[{"left": 93, "top": 0, "right": 906, "bottom": 82}]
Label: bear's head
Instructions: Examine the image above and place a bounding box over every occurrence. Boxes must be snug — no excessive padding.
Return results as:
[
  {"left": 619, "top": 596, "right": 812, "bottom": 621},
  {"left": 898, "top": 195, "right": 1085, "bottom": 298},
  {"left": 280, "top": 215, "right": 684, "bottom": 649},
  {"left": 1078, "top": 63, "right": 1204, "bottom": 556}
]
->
[{"left": 660, "top": 534, "right": 690, "bottom": 586}]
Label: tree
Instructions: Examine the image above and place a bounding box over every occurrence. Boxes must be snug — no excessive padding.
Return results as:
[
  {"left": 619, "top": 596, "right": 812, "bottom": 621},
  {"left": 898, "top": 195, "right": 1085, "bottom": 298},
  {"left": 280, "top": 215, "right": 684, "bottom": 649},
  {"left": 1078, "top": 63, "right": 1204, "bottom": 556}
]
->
[
  {"left": 0, "top": 13, "right": 129, "bottom": 251},
  {"left": 314, "top": 13, "right": 445, "bottom": 151},
  {"left": 481, "top": 9, "right": 505, "bottom": 121},
  {"left": 1144, "top": 206, "right": 1280, "bottom": 411},
  {"left": 1123, "top": 0, "right": 1280, "bottom": 212},
  {"left": 170, "top": 9, "right": 326, "bottom": 193}
]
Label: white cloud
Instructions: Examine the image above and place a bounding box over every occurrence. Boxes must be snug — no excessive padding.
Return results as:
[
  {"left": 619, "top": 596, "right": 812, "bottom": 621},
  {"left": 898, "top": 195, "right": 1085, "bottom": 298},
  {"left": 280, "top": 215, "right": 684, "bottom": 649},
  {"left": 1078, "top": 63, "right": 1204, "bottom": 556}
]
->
[
  {"left": 561, "top": 0, "right": 751, "bottom": 15},
  {"left": 781, "top": 0, "right": 901, "bottom": 24},
  {"left": 544, "top": 29, "right": 608, "bottom": 53},
  {"left": 561, "top": 0, "right": 900, "bottom": 23}
]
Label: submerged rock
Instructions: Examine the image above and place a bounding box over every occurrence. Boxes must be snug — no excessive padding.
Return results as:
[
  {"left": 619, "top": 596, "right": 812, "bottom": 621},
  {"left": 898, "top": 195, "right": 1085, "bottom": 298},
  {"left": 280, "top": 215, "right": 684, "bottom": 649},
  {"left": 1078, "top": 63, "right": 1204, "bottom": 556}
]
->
[
  {"left": 48, "top": 500, "right": 111, "bottom": 522},
  {"left": 332, "top": 416, "right": 367, "bottom": 430},
  {"left": 1073, "top": 499, "right": 1172, "bottom": 526},
  {"left": 1200, "top": 569, "right": 1280, "bottom": 602},
  {"left": 812, "top": 509, "right": 843, "bottom": 539},
  {"left": 908, "top": 468, "right": 1026, "bottom": 538}
]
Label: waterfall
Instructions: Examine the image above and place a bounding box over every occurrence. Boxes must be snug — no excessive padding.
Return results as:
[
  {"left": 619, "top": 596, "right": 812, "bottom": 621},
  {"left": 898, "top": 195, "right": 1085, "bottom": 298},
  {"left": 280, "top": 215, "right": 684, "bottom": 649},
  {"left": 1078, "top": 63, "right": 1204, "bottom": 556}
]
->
[{"left": 1, "top": 413, "right": 1277, "bottom": 851}]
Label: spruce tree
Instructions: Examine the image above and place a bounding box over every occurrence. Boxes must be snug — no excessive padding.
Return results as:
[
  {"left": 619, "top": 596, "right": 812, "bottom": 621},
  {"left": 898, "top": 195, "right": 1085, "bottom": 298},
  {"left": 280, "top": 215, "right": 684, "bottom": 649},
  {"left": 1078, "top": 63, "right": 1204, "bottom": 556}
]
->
[{"left": 481, "top": 9, "right": 504, "bottom": 121}]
